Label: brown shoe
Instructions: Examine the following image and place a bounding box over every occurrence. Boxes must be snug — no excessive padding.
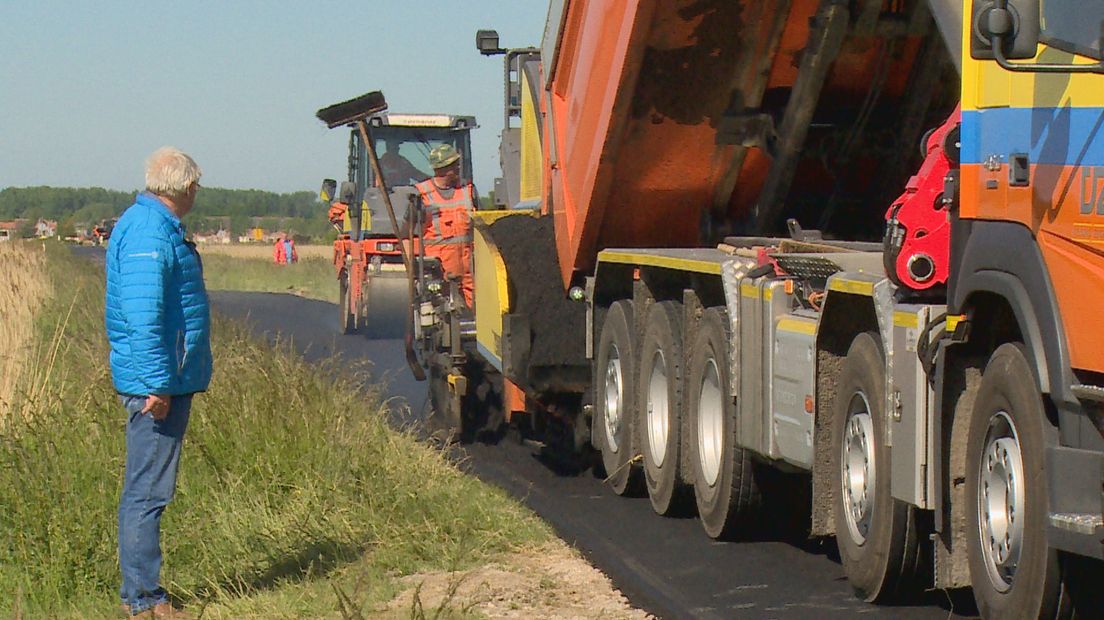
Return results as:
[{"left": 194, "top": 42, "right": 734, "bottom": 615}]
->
[{"left": 151, "top": 601, "right": 195, "bottom": 619}]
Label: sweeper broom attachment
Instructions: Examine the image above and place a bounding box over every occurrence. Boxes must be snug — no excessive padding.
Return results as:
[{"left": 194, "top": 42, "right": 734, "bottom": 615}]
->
[{"left": 315, "top": 91, "right": 387, "bottom": 128}]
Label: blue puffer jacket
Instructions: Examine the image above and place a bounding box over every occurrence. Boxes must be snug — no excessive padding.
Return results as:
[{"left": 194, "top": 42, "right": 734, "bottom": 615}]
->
[{"left": 105, "top": 192, "right": 212, "bottom": 395}]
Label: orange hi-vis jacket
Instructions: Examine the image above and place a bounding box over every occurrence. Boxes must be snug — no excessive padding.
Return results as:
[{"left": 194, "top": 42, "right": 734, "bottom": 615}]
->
[{"left": 414, "top": 178, "right": 474, "bottom": 307}]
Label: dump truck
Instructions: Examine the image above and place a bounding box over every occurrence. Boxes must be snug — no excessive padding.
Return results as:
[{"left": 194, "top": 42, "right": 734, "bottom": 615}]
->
[
  {"left": 413, "top": 0, "right": 1104, "bottom": 616},
  {"left": 319, "top": 111, "right": 476, "bottom": 337}
]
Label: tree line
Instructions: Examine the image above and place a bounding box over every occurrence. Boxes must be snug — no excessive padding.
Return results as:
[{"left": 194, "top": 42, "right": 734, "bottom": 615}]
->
[{"left": 0, "top": 186, "right": 333, "bottom": 239}]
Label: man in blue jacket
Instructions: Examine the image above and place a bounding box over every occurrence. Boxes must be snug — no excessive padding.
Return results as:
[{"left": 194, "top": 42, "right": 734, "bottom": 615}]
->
[{"left": 105, "top": 146, "right": 212, "bottom": 619}]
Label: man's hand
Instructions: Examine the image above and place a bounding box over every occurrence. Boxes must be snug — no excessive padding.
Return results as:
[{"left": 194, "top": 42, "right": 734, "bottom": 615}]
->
[{"left": 142, "top": 394, "right": 172, "bottom": 420}]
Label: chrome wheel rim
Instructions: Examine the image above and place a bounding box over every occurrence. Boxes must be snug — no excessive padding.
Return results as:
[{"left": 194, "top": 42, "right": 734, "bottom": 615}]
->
[
  {"left": 603, "top": 345, "right": 623, "bottom": 453},
  {"left": 646, "top": 350, "right": 670, "bottom": 467},
  {"left": 978, "top": 411, "right": 1025, "bottom": 593},
  {"left": 698, "top": 358, "right": 724, "bottom": 487},
  {"left": 841, "top": 391, "right": 876, "bottom": 545}
]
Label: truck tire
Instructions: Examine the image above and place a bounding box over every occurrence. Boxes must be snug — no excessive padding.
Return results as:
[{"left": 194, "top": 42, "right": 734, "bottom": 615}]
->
[
  {"left": 688, "top": 307, "right": 760, "bottom": 539},
  {"left": 639, "top": 301, "right": 691, "bottom": 516},
  {"left": 832, "top": 331, "right": 923, "bottom": 602},
  {"left": 339, "top": 270, "right": 357, "bottom": 335},
  {"left": 965, "top": 343, "right": 1066, "bottom": 619},
  {"left": 594, "top": 300, "right": 642, "bottom": 496}
]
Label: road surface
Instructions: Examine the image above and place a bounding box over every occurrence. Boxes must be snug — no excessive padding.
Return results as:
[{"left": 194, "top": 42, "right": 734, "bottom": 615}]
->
[{"left": 208, "top": 290, "right": 975, "bottom": 620}]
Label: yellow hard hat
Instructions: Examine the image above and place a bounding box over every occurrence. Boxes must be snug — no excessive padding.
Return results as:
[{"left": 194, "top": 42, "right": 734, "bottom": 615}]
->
[{"left": 428, "top": 144, "right": 461, "bottom": 170}]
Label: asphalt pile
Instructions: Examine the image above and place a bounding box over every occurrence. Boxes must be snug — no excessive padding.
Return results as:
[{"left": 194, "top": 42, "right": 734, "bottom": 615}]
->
[{"left": 487, "top": 214, "right": 586, "bottom": 369}]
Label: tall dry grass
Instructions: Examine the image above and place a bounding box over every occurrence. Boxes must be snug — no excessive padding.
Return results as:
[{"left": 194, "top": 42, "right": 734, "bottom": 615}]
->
[
  {"left": 0, "top": 241, "right": 51, "bottom": 419},
  {"left": 196, "top": 243, "right": 333, "bottom": 260}
]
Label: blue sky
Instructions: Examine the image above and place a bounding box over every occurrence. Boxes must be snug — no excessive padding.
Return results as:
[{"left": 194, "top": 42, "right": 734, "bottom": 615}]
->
[{"left": 0, "top": 1, "right": 546, "bottom": 196}]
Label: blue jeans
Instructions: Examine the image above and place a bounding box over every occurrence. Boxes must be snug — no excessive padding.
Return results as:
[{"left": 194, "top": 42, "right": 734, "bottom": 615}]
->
[{"left": 118, "top": 393, "right": 192, "bottom": 614}]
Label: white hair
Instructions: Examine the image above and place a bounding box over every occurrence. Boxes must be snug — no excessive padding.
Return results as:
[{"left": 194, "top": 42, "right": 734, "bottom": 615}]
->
[{"left": 145, "top": 146, "right": 202, "bottom": 198}]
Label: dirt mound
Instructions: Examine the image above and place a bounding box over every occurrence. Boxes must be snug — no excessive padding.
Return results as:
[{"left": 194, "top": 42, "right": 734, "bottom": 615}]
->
[{"left": 385, "top": 542, "right": 652, "bottom": 619}]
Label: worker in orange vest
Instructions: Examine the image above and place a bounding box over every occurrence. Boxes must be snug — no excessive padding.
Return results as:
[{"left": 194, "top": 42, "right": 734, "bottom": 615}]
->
[
  {"left": 409, "top": 144, "right": 477, "bottom": 307},
  {"left": 273, "top": 233, "right": 298, "bottom": 264},
  {"left": 273, "top": 233, "right": 286, "bottom": 264}
]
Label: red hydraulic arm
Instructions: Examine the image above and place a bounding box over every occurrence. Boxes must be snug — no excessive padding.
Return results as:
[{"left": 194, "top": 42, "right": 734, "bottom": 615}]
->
[{"left": 883, "top": 105, "right": 961, "bottom": 292}]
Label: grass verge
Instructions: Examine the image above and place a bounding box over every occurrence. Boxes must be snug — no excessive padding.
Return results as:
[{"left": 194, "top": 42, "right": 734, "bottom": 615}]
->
[
  {"left": 199, "top": 251, "right": 338, "bottom": 304},
  {"left": 0, "top": 244, "right": 549, "bottom": 618},
  {"left": 196, "top": 244, "right": 333, "bottom": 261}
]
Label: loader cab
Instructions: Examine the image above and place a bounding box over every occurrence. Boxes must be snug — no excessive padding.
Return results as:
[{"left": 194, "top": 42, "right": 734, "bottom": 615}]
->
[{"left": 345, "top": 114, "right": 477, "bottom": 238}]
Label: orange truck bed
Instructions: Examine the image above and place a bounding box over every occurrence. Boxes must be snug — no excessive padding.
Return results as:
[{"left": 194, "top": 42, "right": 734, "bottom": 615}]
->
[{"left": 543, "top": 0, "right": 954, "bottom": 285}]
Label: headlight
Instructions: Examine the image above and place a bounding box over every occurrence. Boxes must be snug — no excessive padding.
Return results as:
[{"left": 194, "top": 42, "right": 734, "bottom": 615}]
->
[
  {"left": 427, "top": 281, "right": 443, "bottom": 293},
  {"left": 377, "top": 242, "right": 396, "bottom": 252}
]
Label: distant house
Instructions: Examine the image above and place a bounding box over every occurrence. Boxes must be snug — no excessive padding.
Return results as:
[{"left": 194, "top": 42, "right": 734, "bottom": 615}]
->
[
  {"left": 194, "top": 229, "right": 231, "bottom": 245},
  {"left": 0, "top": 221, "right": 18, "bottom": 241},
  {"left": 35, "top": 219, "right": 57, "bottom": 238},
  {"left": 235, "top": 229, "right": 284, "bottom": 244}
]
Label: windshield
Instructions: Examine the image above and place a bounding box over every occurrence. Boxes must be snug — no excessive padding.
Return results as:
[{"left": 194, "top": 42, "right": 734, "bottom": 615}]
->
[
  {"left": 355, "top": 126, "right": 472, "bottom": 188},
  {"left": 1042, "top": 0, "right": 1104, "bottom": 60}
]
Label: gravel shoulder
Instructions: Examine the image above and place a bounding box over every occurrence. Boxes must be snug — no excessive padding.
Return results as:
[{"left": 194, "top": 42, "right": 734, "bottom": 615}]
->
[{"left": 384, "top": 541, "right": 651, "bottom": 619}]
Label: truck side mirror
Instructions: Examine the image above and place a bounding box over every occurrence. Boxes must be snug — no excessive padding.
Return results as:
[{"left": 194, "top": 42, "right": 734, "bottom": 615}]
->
[
  {"left": 320, "top": 178, "right": 337, "bottom": 202},
  {"left": 970, "top": 0, "right": 1040, "bottom": 61},
  {"left": 339, "top": 181, "right": 357, "bottom": 204},
  {"left": 476, "top": 29, "right": 505, "bottom": 56}
]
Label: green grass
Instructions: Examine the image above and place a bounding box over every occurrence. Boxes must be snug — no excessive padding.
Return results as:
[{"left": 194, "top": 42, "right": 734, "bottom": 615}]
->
[
  {"left": 0, "top": 244, "right": 549, "bottom": 618},
  {"left": 200, "top": 254, "right": 339, "bottom": 304}
]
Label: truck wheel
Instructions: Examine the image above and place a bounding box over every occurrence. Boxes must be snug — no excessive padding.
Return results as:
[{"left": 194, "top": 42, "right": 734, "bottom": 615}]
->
[
  {"left": 832, "top": 332, "right": 923, "bottom": 602},
  {"left": 339, "top": 270, "right": 357, "bottom": 335},
  {"left": 594, "top": 300, "right": 642, "bottom": 496},
  {"left": 688, "top": 307, "right": 760, "bottom": 539},
  {"left": 639, "top": 301, "right": 691, "bottom": 516},
  {"left": 965, "top": 343, "right": 1065, "bottom": 619}
]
